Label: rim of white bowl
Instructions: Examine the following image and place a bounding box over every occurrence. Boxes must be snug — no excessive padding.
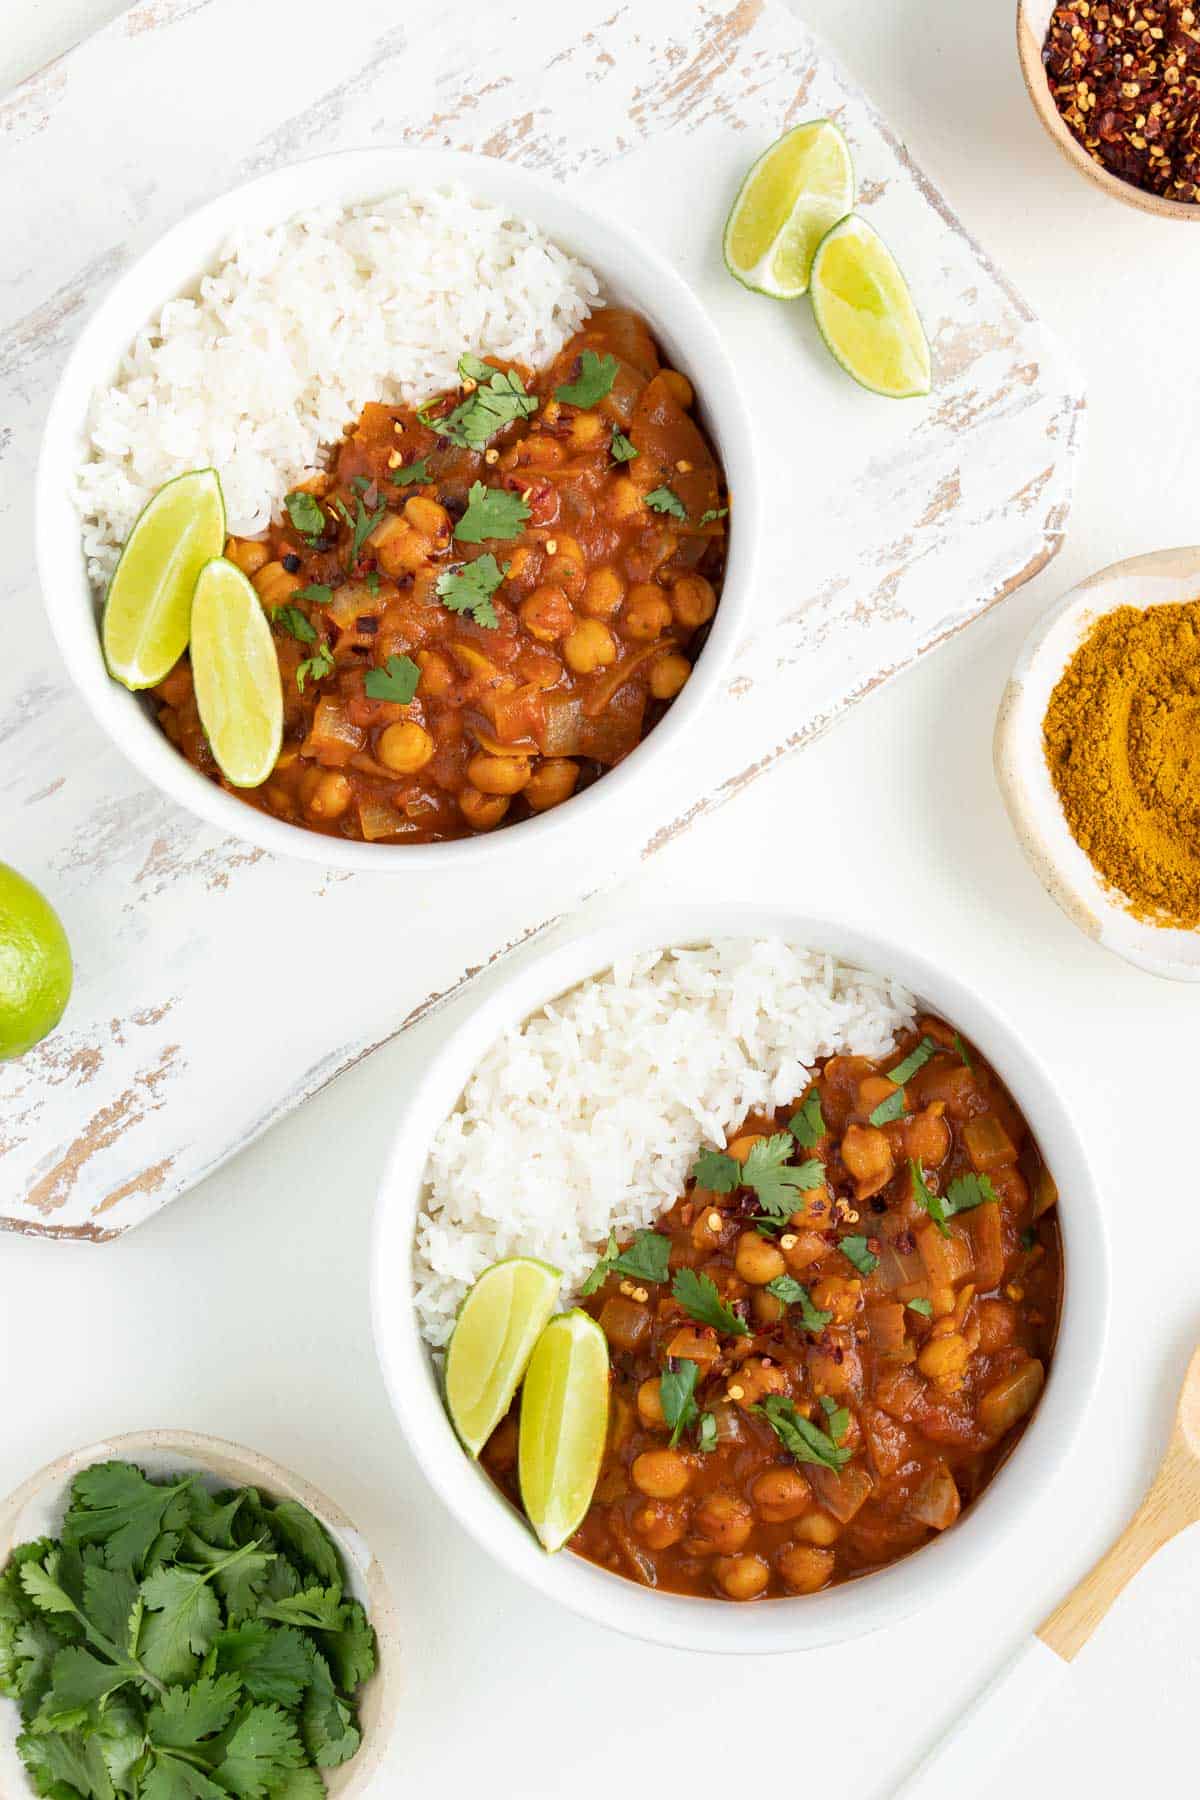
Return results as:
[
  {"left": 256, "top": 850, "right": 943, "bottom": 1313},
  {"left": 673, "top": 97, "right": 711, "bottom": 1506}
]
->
[
  {"left": 994, "top": 545, "right": 1200, "bottom": 982},
  {"left": 371, "top": 905, "right": 1110, "bottom": 1655},
  {"left": 36, "top": 146, "right": 759, "bottom": 873}
]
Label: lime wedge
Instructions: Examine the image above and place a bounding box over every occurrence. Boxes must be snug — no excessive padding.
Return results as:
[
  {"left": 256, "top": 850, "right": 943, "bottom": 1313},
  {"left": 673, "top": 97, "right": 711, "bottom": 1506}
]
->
[
  {"left": 519, "top": 1310, "right": 609, "bottom": 1554},
  {"left": 444, "top": 1257, "right": 561, "bottom": 1457},
  {"left": 723, "top": 120, "right": 855, "bottom": 299},
  {"left": 102, "top": 469, "right": 225, "bottom": 689},
  {"left": 810, "top": 215, "right": 932, "bottom": 398},
  {"left": 189, "top": 557, "right": 283, "bottom": 788}
]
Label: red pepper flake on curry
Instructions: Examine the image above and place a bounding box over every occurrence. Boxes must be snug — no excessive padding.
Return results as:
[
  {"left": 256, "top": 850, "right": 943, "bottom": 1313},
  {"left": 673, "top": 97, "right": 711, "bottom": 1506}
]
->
[
  {"left": 151, "top": 309, "right": 729, "bottom": 844},
  {"left": 1043, "top": 2, "right": 1200, "bottom": 201},
  {"left": 482, "top": 1016, "right": 1062, "bottom": 1601}
]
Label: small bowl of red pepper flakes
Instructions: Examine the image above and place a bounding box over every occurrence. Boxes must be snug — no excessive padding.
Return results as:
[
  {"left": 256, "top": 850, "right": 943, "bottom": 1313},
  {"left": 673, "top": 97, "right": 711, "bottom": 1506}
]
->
[{"left": 1017, "top": 0, "right": 1200, "bottom": 217}]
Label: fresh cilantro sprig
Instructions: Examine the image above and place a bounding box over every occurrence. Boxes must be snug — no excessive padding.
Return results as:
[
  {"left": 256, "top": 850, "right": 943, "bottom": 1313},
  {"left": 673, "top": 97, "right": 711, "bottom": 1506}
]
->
[
  {"left": 907, "top": 1160, "right": 997, "bottom": 1238},
  {"left": 645, "top": 486, "right": 687, "bottom": 521},
  {"left": 610, "top": 428, "right": 638, "bottom": 464},
  {"left": 333, "top": 494, "right": 387, "bottom": 566},
  {"left": 870, "top": 1090, "right": 906, "bottom": 1126},
  {"left": 389, "top": 457, "right": 430, "bottom": 488},
  {"left": 284, "top": 492, "right": 326, "bottom": 543},
  {"left": 671, "top": 1267, "right": 749, "bottom": 1338},
  {"left": 838, "top": 1235, "right": 879, "bottom": 1276},
  {"left": 690, "top": 1135, "right": 823, "bottom": 1219},
  {"left": 788, "top": 1089, "right": 826, "bottom": 1150},
  {"left": 454, "top": 481, "right": 530, "bottom": 544},
  {"left": 273, "top": 605, "right": 318, "bottom": 646},
  {"left": 765, "top": 1277, "right": 832, "bottom": 1333},
  {"left": 954, "top": 1032, "right": 973, "bottom": 1069},
  {"left": 555, "top": 348, "right": 618, "bottom": 408},
  {"left": 907, "top": 1297, "right": 934, "bottom": 1317},
  {"left": 363, "top": 655, "right": 421, "bottom": 705},
  {"left": 1, "top": 1461, "right": 377, "bottom": 1798},
  {"left": 422, "top": 354, "right": 538, "bottom": 451},
  {"left": 296, "top": 642, "right": 335, "bottom": 693},
  {"left": 660, "top": 1361, "right": 700, "bottom": 1447},
  {"left": 754, "top": 1395, "right": 851, "bottom": 1472},
  {"left": 869, "top": 1035, "right": 941, "bottom": 1125},
  {"left": 435, "top": 555, "right": 507, "bottom": 629},
  {"left": 579, "top": 1229, "right": 671, "bottom": 1297},
  {"left": 699, "top": 506, "right": 728, "bottom": 524}
]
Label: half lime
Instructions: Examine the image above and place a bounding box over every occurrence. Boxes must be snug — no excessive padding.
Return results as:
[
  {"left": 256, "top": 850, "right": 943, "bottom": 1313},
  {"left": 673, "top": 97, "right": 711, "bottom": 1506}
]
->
[
  {"left": 444, "top": 1257, "right": 561, "bottom": 1458},
  {"left": 723, "top": 120, "right": 855, "bottom": 299},
  {"left": 101, "top": 468, "right": 225, "bottom": 689},
  {"left": 190, "top": 557, "right": 284, "bottom": 788},
  {"left": 810, "top": 215, "right": 932, "bottom": 398},
  {"left": 519, "top": 1309, "right": 609, "bottom": 1553}
]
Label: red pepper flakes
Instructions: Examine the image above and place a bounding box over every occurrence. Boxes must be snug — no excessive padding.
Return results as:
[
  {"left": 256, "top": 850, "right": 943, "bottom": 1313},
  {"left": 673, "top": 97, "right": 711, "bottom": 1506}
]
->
[{"left": 1043, "top": 2, "right": 1200, "bottom": 200}]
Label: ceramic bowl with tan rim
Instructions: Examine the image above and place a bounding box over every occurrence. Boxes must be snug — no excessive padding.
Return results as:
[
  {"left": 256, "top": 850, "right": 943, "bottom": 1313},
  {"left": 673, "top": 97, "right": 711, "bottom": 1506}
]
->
[
  {"left": 995, "top": 545, "right": 1200, "bottom": 981},
  {"left": 0, "top": 1429, "right": 400, "bottom": 1798},
  {"left": 1017, "top": 1, "right": 1200, "bottom": 220}
]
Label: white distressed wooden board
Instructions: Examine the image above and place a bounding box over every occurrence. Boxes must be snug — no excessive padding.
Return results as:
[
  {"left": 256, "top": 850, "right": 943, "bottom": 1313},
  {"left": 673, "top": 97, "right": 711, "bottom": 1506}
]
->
[{"left": 0, "top": 0, "right": 1084, "bottom": 1239}]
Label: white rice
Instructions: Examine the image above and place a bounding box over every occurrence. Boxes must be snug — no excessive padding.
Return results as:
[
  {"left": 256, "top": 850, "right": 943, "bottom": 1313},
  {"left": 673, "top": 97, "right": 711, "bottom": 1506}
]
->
[
  {"left": 414, "top": 938, "right": 916, "bottom": 1347},
  {"left": 76, "top": 187, "right": 601, "bottom": 586}
]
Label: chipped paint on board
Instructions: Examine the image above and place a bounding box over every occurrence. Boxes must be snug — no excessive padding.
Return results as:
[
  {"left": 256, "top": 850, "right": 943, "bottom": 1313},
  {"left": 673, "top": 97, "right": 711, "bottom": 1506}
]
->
[{"left": 0, "top": 0, "right": 1084, "bottom": 1238}]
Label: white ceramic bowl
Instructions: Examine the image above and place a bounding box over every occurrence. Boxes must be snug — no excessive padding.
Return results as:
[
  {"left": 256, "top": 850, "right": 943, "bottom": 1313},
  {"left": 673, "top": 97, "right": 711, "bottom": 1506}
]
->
[
  {"left": 0, "top": 1429, "right": 400, "bottom": 1796},
  {"left": 371, "top": 906, "right": 1110, "bottom": 1654},
  {"left": 995, "top": 546, "right": 1200, "bottom": 981},
  {"left": 37, "top": 147, "right": 757, "bottom": 875}
]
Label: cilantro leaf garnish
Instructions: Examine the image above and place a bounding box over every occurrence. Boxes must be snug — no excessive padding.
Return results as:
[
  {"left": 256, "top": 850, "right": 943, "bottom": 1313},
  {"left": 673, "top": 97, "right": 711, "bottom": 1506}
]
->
[
  {"left": 754, "top": 1395, "right": 851, "bottom": 1472},
  {"left": 954, "top": 1032, "right": 973, "bottom": 1069},
  {"left": 907, "top": 1298, "right": 933, "bottom": 1317},
  {"left": 272, "top": 605, "right": 318, "bottom": 645},
  {"left": 555, "top": 348, "right": 618, "bottom": 408},
  {"left": 886, "top": 1036, "right": 939, "bottom": 1087},
  {"left": 838, "top": 1234, "right": 879, "bottom": 1275},
  {"left": 62, "top": 1462, "right": 193, "bottom": 1572},
  {"left": 424, "top": 356, "right": 538, "bottom": 451},
  {"left": 743, "top": 1137, "right": 825, "bottom": 1217},
  {"left": 907, "top": 1160, "right": 996, "bottom": 1238},
  {"left": 284, "top": 491, "right": 326, "bottom": 542},
  {"left": 610, "top": 428, "right": 638, "bottom": 464},
  {"left": 579, "top": 1228, "right": 670, "bottom": 1296},
  {"left": 389, "top": 457, "right": 431, "bottom": 488},
  {"left": 788, "top": 1089, "right": 826, "bottom": 1149},
  {"left": 691, "top": 1147, "right": 740, "bottom": 1193},
  {"left": 671, "top": 1267, "right": 749, "bottom": 1338},
  {"left": 454, "top": 481, "right": 531, "bottom": 544},
  {"left": 766, "top": 1276, "right": 832, "bottom": 1333},
  {"left": 645, "top": 486, "right": 687, "bottom": 521},
  {"left": 363, "top": 655, "right": 421, "bottom": 704},
  {"left": 333, "top": 494, "right": 387, "bottom": 566},
  {"left": 697, "top": 1413, "right": 718, "bottom": 1453},
  {"left": 435, "top": 555, "right": 507, "bottom": 628},
  {"left": 293, "top": 583, "right": 333, "bottom": 608},
  {"left": 660, "top": 1361, "right": 700, "bottom": 1447},
  {"left": 699, "top": 507, "right": 729, "bottom": 524},
  {"left": 295, "top": 643, "right": 335, "bottom": 693},
  {"left": 148, "top": 1672, "right": 242, "bottom": 1748},
  {"left": 869, "top": 1088, "right": 906, "bottom": 1126}
]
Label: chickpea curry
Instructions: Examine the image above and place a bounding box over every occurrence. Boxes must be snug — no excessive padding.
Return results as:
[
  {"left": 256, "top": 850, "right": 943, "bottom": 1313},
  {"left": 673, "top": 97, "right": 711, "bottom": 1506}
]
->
[
  {"left": 151, "top": 309, "right": 728, "bottom": 843},
  {"left": 482, "top": 1015, "right": 1061, "bottom": 1601}
]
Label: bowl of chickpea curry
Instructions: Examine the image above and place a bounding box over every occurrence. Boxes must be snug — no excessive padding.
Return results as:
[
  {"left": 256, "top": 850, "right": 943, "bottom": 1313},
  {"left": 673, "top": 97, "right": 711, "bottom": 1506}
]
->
[
  {"left": 41, "top": 149, "right": 755, "bottom": 869},
  {"left": 374, "top": 912, "right": 1109, "bottom": 1652}
]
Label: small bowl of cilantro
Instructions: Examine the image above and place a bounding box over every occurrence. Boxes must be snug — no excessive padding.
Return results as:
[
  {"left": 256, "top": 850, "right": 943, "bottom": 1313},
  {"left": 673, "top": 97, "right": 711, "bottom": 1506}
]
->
[{"left": 0, "top": 1429, "right": 399, "bottom": 1799}]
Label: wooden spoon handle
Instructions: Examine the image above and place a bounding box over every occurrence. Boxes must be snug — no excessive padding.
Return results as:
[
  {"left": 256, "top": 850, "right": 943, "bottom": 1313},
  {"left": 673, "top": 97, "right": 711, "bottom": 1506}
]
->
[{"left": 892, "top": 1636, "right": 1067, "bottom": 1798}]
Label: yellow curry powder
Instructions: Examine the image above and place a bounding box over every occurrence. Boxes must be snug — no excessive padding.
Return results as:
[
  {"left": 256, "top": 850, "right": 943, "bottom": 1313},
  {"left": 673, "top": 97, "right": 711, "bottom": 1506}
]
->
[{"left": 1043, "top": 600, "right": 1200, "bottom": 928}]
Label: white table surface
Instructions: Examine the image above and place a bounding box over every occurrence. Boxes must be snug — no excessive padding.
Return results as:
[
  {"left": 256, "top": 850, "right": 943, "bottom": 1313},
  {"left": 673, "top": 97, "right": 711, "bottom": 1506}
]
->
[{"left": 3, "top": 4, "right": 1196, "bottom": 1796}]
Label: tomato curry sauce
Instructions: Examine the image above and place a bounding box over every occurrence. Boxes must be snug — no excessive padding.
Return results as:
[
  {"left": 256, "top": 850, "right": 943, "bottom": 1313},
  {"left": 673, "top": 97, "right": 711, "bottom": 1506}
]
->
[
  {"left": 484, "top": 1015, "right": 1061, "bottom": 1601},
  {"left": 152, "top": 309, "right": 728, "bottom": 844}
]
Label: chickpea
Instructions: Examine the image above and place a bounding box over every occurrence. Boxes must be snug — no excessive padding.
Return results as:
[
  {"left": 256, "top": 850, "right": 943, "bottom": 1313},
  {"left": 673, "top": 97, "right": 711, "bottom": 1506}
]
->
[
  {"left": 605, "top": 475, "right": 643, "bottom": 522},
  {"left": 623, "top": 585, "right": 673, "bottom": 641},
  {"left": 636, "top": 1377, "right": 668, "bottom": 1430},
  {"left": 415, "top": 648, "right": 455, "bottom": 699},
  {"left": 375, "top": 522, "right": 430, "bottom": 578},
  {"left": 563, "top": 619, "right": 618, "bottom": 674},
  {"left": 520, "top": 585, "right": 574, "bottom": 643},
  {"left": 631, "top": 1449, "right": 691, "bottom": 1500},
  {"left": 543, "top": 538, "right": 585, "bottom": 598},
  {"left": 225, "top": 535, "right": 270, "bottom": 577},
  {"left": 751, "top": 1287, "right": 785, "bottom": 1328},
  {"left": 976, "top": 1298, "right": 1018, "bottom": 1353},
  {"left": 513, "top": 432, "right": 565, "bottom": 469},
  {"left": 691, "top": 1205, "right": 730, "bottom": 1252},
  {"left": 632, "top": 1501, "right": 687, "bottom": 1551},
  {"left": 378, "top": 722, "right": 435, "bottom": 775},
  {"left": 659, "top": 368, "right": 694, "bottom": 409},
  {"left": 671, "top": 573, "right": 716, "bottom": 629},
  {"left": 793, "top": 1509, "right": 841, "bottom": 1547},
  {"left": 582, "top": 567, "right": 626, "bottom": 619},
  {"left": 403, "top": 495, "right": 452, "bottom": 546},
  {"left": 781, "top": 1229, "right": 828, "bottom": 1273},
  {"left": 777, "top": 1544, "right": 836, "bottom": 1593},
  {"left": 715, "top": 1555, "right": 769, "bottom": 1601},
  {"left": 459, "top": 787, "right": 509, "bottom": 831},
  {"left": 253, "top": 560, "right": 303, "bottom": 609},
  {"left": 568, "top": 410, "right": 608, "bottom": 450},
  {"left": 693, "top": 1490, "right": 754, "bottom": 1552},
  {"left": 734, "top": 1230, "right": 786, "bottom": 1286},
  {"left": 808, "top": 1276, "right": 862, "bottom": 1326},
  {"left": 905, "top": 1104, "right": 951, "bottom": 1168},
  {"left": 751, "top": 1466, "right": 812, "bottom": 1524},
  {"left": 305, "top": 771, "right": 352, "bottom": 821},
  {"left": 730, "top": 1357, "right": 788, "bottom": 1408},
  {"left": 840, "top": 1122, "right": 895, "bottom": 1199},
  {"left": 466, "top": 752, "right": 532, "bottom": 796},
  {"left": 525, "top": 759, "right": 579, "bottom": 812},
  {"left": 649, "top": 652, "right": 692, "bottom": 700},
  {"left": 917, "top": 1331, "right": 971, "bottom": 1385}
]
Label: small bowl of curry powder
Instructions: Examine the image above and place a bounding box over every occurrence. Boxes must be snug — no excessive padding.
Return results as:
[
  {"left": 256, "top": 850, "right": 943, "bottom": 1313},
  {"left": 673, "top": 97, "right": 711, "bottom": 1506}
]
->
[{"left": 996, "top": 547, "right": 1200, "bottom": 980}]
